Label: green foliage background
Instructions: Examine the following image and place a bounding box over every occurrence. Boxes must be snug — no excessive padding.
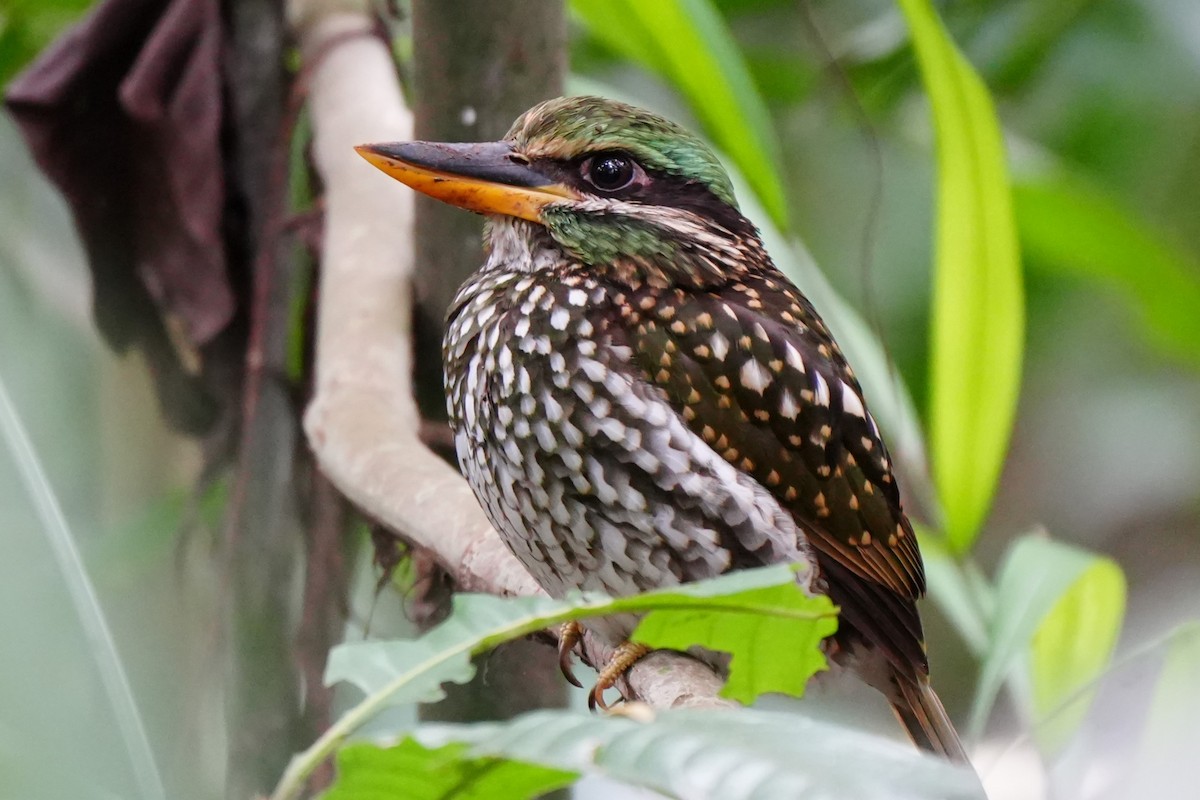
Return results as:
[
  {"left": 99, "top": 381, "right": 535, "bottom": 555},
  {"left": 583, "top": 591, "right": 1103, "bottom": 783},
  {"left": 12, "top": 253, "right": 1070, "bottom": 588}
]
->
[{"left": 3, "top": 0, "right": 1200, "bottom": 798}]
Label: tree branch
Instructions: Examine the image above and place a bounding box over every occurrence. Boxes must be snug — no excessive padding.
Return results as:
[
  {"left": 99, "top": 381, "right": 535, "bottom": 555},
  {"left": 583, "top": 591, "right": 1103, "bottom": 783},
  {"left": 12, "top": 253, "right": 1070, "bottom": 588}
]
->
[{"left": 294, "top": 3, "right": 731, "bottom": 712}]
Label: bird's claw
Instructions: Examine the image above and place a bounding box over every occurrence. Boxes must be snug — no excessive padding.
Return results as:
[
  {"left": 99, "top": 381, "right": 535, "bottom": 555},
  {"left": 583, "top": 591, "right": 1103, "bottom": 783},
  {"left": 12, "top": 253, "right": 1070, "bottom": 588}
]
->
[
  {"left": 588, "top": 641, "right": 651, "bottom": 712},
  {"left": 557, "top": 621, "right": 584, "bottom": 688}
]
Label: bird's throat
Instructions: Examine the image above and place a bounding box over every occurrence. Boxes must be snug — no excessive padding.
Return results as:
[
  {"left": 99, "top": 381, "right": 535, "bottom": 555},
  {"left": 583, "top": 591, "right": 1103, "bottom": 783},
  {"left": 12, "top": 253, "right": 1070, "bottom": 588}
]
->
[{"left": 484, "top": 207, "right": 765, "bottom": 291}]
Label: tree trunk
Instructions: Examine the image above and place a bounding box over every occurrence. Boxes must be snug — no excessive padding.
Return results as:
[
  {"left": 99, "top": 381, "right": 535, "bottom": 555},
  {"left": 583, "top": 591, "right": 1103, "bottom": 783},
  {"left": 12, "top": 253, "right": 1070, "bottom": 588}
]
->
[
  {"left": 410, "top": 0, "right": 568, "bottom": 421},
  {"left": 409, "top": 0, "right": 570, "bottom": 730},
  {"left": 222, "top": 0, "right": 306, "bottom": 795}
]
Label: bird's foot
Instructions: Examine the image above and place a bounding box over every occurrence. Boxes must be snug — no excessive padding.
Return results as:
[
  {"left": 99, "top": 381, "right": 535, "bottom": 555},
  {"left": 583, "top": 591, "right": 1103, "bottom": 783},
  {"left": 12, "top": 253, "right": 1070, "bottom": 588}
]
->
[
  {"left": 589, "top": 641, "right": 651, "bottom": 712},
  {"left": 557, "top": 621, "right": 584, "bottom": 688}
]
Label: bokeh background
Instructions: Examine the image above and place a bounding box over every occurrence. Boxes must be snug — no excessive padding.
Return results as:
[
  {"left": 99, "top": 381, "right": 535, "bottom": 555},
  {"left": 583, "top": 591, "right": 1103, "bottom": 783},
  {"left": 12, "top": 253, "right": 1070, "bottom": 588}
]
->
[{"left": 2, "top": 0, "right": 1199, "bottom": 798}]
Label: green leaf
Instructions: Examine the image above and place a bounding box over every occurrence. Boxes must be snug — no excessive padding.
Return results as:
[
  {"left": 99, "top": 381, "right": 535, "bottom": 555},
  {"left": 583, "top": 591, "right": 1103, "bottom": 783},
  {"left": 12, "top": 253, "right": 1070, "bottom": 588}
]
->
[
  {"left": 416, "top": 708, "right": 985, "bottom": 800},
  {"left": 1128, "top": 622, "right": 1200, "bottom": 796},
  {"left": 634, "top": 582, "right": 837, "bottom": 703},
  {"left": 1028, "top": 554, "right": 1124, "bottom": 753},
  {"left": 1015, "top": 175, "right": 1200, "bottom": 368},
  {"left": 323, "top": 739, "right": 577, "bottom": 800},
  {"left": 276, "top": 566, "right": 835, "bottom": 800},
  {"left": 326, "top": 565, "right": 834, "bottom": 704},
  {"left": 324, "top": 593, "right": 565, "bottom": 705},
  {"left": 967, "top": 534, "right": 1123, "bottom": 739},
  {"left": 571, "top": 0, "right": 789, "bottom": 229},
  {"left": 898, "top": 0, "right": 1024, "bottom": 554},
  {"left": 0, "top": 0, "right": 94, "bottom": 87}
]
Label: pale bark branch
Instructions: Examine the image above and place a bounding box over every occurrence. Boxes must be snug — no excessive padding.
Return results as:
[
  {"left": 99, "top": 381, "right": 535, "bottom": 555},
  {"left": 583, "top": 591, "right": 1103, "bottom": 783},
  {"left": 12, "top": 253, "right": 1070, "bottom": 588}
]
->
[{"left": 294, "top": 4, "right": 729, "bottom": 711}]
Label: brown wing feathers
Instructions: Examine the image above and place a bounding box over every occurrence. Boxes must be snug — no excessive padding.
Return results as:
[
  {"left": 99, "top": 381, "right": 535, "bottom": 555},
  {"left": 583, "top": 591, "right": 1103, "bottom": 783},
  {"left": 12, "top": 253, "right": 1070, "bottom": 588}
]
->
[{"left": 623, "top": 270, "right": 929, "bottom": 676}]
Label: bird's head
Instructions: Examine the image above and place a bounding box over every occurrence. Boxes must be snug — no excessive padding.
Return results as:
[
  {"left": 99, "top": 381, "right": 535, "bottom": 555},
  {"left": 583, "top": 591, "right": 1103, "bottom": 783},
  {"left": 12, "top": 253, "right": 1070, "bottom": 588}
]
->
[{"left": 357, "top": 95, "right": 763, "bottom": 287}]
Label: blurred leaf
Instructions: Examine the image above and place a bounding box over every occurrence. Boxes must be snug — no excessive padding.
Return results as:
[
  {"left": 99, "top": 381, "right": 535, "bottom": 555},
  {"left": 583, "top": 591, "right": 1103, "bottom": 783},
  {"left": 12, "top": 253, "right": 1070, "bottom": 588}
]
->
[
  {"left": 917, "top": 529, "right": 991, "bottom": 656},
  {"left": 898, "top": 0, "right": 1024, "bottom": 554},
  {"left": 988, "top": 0, "right": 1096, "bottom": 92},
  {"left": 1028, "top": 555, "right": 1124, "bottom": 753},
  {"left": 0, "top": 371, "right": 165, "bottom": 800},
  {"left": 416, "top": 708, "right": 985, "bottom": 800},
  {"left": 277, "top": 566, "right": 833, "bottom": 800},
  {"left": 967, "top": 534, "right": 1119, "bottom": 739},
  {"left": 571, "top": 0, "right": 789, "bottom": 229},
  {"left": 745, "top": 52, "right": 817, "bottom": 105},
  {"left": 634, "top": 581, "right": 838, "bottom": 703},
  {"left": 0, "top": 0, "right": 93, "bottom": 86},
  {"left": 1015, "top": 175, "right": 1200, "bottom": 368},
  {"left": 323, "top": 739, "right": 577, "bottom": 800},
  {"left": 1127, "top": 622, "right": 1200, "bottom": 797}
]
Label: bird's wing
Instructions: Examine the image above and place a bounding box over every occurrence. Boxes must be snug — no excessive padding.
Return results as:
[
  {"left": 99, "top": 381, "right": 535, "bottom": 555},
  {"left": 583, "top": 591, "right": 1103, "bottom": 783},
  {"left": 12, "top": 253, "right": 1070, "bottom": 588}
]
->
[{"left": 618, "top": 268, "right": 929, "bottom": 677}]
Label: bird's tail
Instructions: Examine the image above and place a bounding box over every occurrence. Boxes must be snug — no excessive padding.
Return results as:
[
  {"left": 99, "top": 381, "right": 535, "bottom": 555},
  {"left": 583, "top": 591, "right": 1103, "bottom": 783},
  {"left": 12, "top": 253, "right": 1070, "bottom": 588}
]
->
[{"left": 890, "top": 676, "right": 970, "bottom": 764}]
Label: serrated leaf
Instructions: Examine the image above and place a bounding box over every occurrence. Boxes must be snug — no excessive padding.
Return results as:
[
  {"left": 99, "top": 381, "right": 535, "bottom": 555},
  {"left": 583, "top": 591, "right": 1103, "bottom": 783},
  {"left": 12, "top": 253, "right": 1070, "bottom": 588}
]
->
[
  {"left": 1029, "top": 556, "right": 1124, "bottom": 753},
  {"left": 277, "top": 566, "right": 833, "bottom": 800},
  {"left": 417, "top": 708, "right": 985, "bottom": 800},
  {"left": 571, "top": 0, "right": 789, "bottom": 229},
  {"left": 322, "top": 739, "right": 577, "bottom": 800},
  {"left": 326, "top": 567, "right": 829, "bottom": 703},
  {"left": 325, "top": 594, "right": 569, "bottom": 703},
  {"left": 898, "top": 0, "right": 1024, "bottom": 554},
  {"left": 633, "top": 582, "right": 837, "bottom": 703},
  {"left": 968, "top": 534, "right": 1120, "bottom": 738}
]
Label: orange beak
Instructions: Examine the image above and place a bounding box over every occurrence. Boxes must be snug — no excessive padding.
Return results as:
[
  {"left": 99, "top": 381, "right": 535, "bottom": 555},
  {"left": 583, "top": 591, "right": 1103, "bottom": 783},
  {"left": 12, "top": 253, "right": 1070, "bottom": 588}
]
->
[{"left": 355, "top": 140, "right": 577, "bottom": 222}]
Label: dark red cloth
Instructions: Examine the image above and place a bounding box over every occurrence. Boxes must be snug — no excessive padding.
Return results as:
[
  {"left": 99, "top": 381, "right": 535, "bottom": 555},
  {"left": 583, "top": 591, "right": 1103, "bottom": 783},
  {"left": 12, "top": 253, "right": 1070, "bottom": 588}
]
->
[
  {"left": 6, "top": 0, "right": 234, "bottom": 433},
  {"left": 6, "top": 0, "right": 233, "bottom": 349}
]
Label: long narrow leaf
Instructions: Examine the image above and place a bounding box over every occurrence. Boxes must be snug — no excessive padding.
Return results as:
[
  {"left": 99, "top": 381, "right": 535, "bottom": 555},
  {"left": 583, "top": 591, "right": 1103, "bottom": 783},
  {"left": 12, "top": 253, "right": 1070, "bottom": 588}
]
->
[
  {"left": 0, "top": 373, "right": 164, "bottom": 800},
  {"left": 898, "top": 0, "right": 1024, "bottom": 554},
  {"left": 571, "top": 0, "right": 789, "bottom": 229}
]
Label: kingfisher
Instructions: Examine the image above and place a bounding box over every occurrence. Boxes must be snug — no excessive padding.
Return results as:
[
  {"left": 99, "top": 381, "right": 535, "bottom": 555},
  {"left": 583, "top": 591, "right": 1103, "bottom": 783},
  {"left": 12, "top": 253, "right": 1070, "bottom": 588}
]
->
[{"left": 357, "top": 95, "right": 967, "bottom": 762}]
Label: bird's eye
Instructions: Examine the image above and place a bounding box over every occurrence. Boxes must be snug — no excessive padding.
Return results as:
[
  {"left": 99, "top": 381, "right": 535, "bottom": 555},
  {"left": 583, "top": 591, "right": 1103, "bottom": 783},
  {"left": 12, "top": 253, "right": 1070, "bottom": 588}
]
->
[{"left": 582, "top": 153, "right": 639, "bottom": 192}]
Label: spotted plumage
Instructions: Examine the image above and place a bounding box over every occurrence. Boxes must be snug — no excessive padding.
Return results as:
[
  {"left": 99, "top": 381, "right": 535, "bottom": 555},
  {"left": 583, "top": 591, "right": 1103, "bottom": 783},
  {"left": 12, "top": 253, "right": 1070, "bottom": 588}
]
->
[
  {"left": 445, "top": 222, "right": 812, "bottom": 614},
  {"left": 358, "top": 95, "right": 968, "bottom": 762}
]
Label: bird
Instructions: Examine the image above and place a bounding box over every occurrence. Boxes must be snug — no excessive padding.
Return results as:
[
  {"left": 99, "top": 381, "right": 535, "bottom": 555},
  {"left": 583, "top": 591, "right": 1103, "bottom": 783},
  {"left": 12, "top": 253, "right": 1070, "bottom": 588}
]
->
[{"left": 356, "top": 95, "right": 968, "bottom": 762}]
